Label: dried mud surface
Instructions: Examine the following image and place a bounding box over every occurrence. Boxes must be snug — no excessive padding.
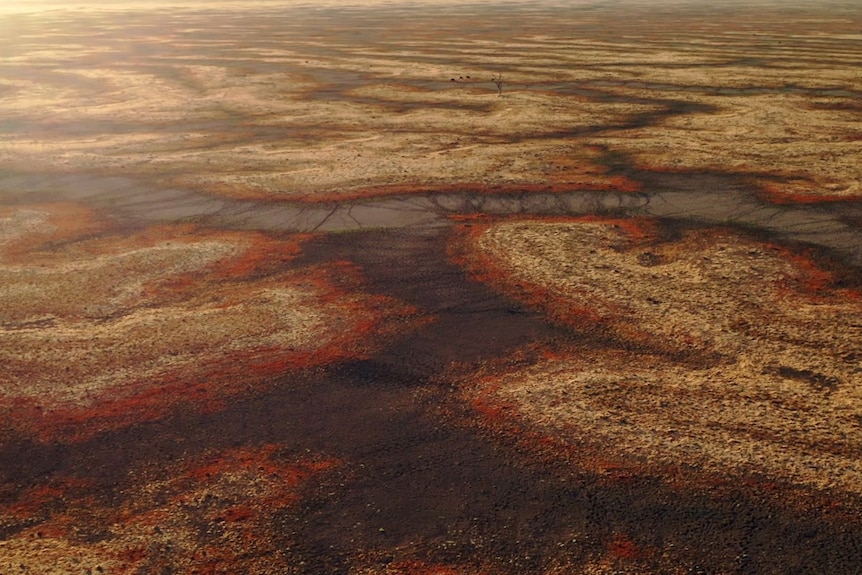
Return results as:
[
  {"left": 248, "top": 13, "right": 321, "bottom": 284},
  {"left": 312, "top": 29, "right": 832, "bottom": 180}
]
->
[{"left": 2, "top": 1, "right": 862, "bottom": 574}]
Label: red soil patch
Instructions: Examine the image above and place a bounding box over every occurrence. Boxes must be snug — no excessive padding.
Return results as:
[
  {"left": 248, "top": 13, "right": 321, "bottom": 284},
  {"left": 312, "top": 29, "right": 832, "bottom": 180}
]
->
[
  {"left": 607, "top": 533, "right": 649, "bottom": 561},
  {"left": 0, "top": 203, "right": 107, "bottom": 251},
  {"left": 211, "top": 232, "right": 313, "bottom": 280},
  {"left": 182, "top": 444, "right": 337, "bottom": 487},
  {"left": 754, "top": 241, "right": 862, "bottom": 301},
  {"left": 448, "top": 214, "right": 660, "bottom": 338},
  {"left": 4, "top": 260, "right": 422, "bottom": 443},
  {"left": 2, "top": 477, "right": 93, "bottom": 522},
  {"left": 0, "top": 204, "right": 426, "bottom": 443},
  {"left": 755, "top": 179, "right": 861, "bottom": 205},
  {"left": 2, "top": 445, "right": 340, "bottom": 575},
  {"left": 219, "top": 505, "right": 254, "bottom": 522}
]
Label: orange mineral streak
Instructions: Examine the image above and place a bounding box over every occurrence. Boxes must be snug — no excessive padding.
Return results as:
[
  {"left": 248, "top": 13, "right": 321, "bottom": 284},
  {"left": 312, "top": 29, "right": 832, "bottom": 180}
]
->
[
  {"left": 454, "top": 217, "right": 862, "bottom": 505},
  {"left": 607, "top": 533, "right": 649, "bottom": 562},
  {"left": 449, "top": 215, "right": 659, "bottom": 337},
  {"left": 0, "top": 203, "right": 107, "bottom": 260},
  {"left": 2, "top": 445, "right": 340, "bottom": 575},
  {"left": 756, "top": 178, "right": 862, "bottom": 205},
  {"left": 0, "top": 204, "right": 423, "bottom": 443}
]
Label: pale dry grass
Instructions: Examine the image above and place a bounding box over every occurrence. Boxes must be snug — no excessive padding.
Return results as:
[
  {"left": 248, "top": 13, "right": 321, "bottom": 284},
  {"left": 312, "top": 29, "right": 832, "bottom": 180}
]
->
[
  {"left": 592, "top": 92, "right": 862, "bottom": 200},
  {"left": 3, "top": 1, "right": 857, "bottom": 201},
  {"left": 489, "top": 350, "right": 862, "bottom": 493},
  {"left": 0, "top": 537, "right": 124, "bottom": 575},
  {"left": 3, "top": 287, "right": 331, "bottom": 406},
  {"left": 467, "top": 219, "right": 862, "bottom": 494},
  {"left": 477, "top": 221, "right": 860, "bottom": 367},
  {"left": 0, "top": 205, "right": 371, "bottom": 411}
]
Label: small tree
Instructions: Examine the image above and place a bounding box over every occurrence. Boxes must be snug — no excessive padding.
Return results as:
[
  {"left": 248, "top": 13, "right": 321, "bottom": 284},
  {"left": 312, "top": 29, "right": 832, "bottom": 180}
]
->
[{"left": 491, "top": 73, "right": 504, "bottom": 96}]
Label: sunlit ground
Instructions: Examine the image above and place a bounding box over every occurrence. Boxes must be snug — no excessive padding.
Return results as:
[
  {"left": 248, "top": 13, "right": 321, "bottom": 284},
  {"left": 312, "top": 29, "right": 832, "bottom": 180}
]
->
[{"left": 1, "top": 1, "right": 861, "bottom": 573}]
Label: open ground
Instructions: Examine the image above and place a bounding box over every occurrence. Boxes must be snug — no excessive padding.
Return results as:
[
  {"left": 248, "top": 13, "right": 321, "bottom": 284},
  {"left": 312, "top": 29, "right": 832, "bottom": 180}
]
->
[{"left": 1, "top": 1, "right": 861, "bottom": 573}]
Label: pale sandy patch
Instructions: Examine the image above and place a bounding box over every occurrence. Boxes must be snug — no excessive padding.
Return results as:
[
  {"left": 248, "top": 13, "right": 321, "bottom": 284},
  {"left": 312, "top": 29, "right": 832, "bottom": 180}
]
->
[
  {"left": 484, "top": 349, "right": 862, "bottom": 493},
  {"left": 0, "top": 205, "right": 406, "bottom": 418},
  {"left": 592, "top": 92, "right": 862, "bottom": 200},
  {"left": 464, "top": 218, "right": 862, "bottom": 494}
]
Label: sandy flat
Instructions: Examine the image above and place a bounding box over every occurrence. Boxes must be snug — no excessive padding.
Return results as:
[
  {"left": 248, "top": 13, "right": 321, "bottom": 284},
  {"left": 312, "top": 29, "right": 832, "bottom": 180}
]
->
[
  {"left": 1, "top": 0, "right": 858, "bottom": 202},
  {"left": 458, "top": 217, "right": 862, "bottom": 494}
]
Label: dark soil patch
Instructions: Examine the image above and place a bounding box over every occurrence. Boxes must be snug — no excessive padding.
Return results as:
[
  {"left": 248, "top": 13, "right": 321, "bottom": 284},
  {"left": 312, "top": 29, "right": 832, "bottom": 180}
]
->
[{"left": 1, "top": 226, "right": 861, "bottom": 574}]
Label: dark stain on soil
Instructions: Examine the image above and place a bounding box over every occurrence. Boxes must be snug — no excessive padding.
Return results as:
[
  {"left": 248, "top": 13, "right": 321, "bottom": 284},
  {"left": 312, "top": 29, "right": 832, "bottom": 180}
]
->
[
  {"left": 2, "top": 226, "right": 861, "bottom": 574},
  {"left": 772, "top": 366, "right": 842, "bottom": 393}
]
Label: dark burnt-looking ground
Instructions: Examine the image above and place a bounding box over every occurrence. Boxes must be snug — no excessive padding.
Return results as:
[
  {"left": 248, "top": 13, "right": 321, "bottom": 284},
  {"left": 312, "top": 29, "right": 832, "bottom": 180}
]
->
[
  {"left": 1, "top": 1, "right": 862, "bottom": 574},
  {"left": 3, "top": 225, "right": 861, "bottom": 574}
]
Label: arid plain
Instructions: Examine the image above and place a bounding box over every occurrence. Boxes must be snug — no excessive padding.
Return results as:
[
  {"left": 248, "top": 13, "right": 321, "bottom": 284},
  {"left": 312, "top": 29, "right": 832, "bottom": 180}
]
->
[{"left": 1, "top": 1, "right": 861, "bottom": 573}]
